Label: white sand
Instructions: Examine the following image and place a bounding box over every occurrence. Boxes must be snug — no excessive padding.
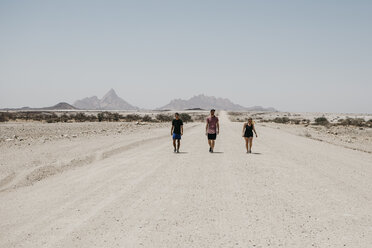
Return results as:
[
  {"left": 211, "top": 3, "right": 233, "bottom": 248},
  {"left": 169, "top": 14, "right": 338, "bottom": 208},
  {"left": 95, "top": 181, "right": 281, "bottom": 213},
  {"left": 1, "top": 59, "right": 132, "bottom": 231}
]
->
[{"left": 0, "top": 111, "right": 371, "bottom": 247}]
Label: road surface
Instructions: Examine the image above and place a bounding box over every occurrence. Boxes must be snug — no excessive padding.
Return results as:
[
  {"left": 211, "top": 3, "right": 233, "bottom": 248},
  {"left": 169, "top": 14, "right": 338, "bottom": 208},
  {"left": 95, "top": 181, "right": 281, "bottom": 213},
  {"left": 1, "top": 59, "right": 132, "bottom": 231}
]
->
[{"left": 1, "top": 112, "right": 371, "bottom": 247}]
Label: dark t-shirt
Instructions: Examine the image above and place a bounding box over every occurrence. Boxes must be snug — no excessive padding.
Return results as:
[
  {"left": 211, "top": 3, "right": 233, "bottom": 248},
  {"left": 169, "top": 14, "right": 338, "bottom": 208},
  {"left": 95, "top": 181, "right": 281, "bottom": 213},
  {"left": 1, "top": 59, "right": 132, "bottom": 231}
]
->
[{"left": 172, "top": 119, "right": 183, "bottom": 134}]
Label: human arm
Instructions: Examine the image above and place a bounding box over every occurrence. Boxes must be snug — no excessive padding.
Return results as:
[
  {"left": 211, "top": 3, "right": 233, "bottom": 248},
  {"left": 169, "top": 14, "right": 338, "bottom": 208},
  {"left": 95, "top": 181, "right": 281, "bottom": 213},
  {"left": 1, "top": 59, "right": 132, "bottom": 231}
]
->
[
  {"left": 216, "top": 120, "right": 220, "bottom": 135},
  {"left": 242, "top": 123, "right": 246, "bottom": 137},
  {"left": 171, "top": 120, "right": 174, "bottom": 135},
  {"left": 253, "top": 124, "right": 258, "bottom": 137},
  {"left": 181, "top": 125, "right": 183, "bottom": 136},
  {"left": 205, "top": 119, "right": 209, "bottom": 135}
]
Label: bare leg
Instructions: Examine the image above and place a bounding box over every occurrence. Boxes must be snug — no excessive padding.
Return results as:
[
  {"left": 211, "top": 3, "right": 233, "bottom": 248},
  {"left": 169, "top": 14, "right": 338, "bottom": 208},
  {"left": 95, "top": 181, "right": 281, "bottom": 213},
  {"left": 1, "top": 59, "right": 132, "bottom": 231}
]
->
[
  {"left": 248, "top": 137, "right": 253, "bottom": 152},
  {"left": 177, "top": 140, "right": 180, "bottom": 151},
  {"left": 211, "top": 140, "right": 215, "bottom": 150},
  {"left": 173, "top": 139, "right": 176, "bottom": 151},
  {"left": 244, "top": 137, "right": 249, "bottom": 152}
]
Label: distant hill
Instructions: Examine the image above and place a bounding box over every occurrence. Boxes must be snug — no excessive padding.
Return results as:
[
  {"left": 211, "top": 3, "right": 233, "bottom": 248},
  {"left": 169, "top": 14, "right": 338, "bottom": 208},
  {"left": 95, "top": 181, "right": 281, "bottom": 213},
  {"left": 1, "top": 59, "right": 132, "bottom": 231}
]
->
[
  {"left": 73, "top": 89, "right": 138, "bottom": 110},
  {"left": 1, "top": 102, "right": 77, "bottom": 111},
  {"left": 246, "top": 106, "right": 277, "bottom": 112},
  {"left": 43, "top": 102, "right": 77, "bottom": 110},
  {"left": 158, "top": 94, "right": 276, "bottom": 111}
]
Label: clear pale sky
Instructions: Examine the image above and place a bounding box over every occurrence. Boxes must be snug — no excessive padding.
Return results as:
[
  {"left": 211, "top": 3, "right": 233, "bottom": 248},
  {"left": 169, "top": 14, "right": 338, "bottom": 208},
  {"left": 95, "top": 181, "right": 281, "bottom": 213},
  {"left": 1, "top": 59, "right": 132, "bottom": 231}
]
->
[{"left": 0, "top": 0, "right": 371, "bottom": 113}]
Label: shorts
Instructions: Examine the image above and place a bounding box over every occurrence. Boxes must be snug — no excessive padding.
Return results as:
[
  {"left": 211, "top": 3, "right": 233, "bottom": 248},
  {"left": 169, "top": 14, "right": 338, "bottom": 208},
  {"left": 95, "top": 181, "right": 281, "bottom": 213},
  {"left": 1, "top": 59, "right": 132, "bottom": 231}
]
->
[
  {"left": 173, "top": 133, "right": 181, "bottom": 140},
  {"left": 207, "top": 133, "right": 217, "bottom": 140}
]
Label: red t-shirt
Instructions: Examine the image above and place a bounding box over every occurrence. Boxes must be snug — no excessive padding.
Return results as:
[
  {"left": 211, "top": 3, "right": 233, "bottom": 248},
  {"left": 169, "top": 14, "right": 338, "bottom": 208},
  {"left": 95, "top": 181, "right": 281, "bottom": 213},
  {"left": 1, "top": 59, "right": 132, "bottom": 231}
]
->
[{"left": 207, "top": 116, "right": 219, "bottom": 134}]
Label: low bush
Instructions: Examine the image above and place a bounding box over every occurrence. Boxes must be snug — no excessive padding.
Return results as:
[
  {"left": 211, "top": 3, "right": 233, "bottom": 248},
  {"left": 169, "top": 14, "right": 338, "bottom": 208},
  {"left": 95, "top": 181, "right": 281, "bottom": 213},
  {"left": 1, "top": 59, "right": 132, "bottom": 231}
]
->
[
  {"left": 156, "top": 114, "right": 173, "bottom": 122},
  {"left": 124, "top": 114, "right": 141, "bottom": 122},
  {"left": 338, "top": 118, "right": 366, "bottom": 127},
  {"left": 228, "top": 112, "right": 243, "bottom": 116},
  {"left": 314, "top": 117, "right": 329, "bottom": 126},
  {"left": 0, "top": 112, "right": 11, "bottom": 122},
  {"left": 142, "top": 115, "right": 153, "bottom": 122},
  {"left": 193, "top": 114, "right": 208, "bottom": 122},
  {"left": 273, "top": 117, "right": 290, "bottom": 124},
  {"left": 180, "top": 113, "right": 193, "bottom": 122}
]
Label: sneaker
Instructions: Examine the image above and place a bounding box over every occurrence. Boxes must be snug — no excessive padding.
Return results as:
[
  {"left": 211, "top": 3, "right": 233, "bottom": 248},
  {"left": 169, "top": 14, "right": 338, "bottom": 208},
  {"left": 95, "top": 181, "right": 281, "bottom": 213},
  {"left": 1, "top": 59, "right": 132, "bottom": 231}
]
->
[
  {"left": 174, "top": 148, "right": 177, "bottom": 153},
  {"left": 209, "top": 147, "right": 212, "bottom": 152},
  {"left": 176, "top": 150, "right": 179, "bottom": 153}
]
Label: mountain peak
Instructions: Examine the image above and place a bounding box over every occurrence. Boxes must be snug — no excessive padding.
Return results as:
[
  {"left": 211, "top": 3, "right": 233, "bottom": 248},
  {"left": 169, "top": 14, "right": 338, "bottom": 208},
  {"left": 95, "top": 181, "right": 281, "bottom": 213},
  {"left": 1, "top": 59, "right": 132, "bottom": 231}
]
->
[
  {"left": 103, "top": 88, "right": 118, "bottom": 99},
  {"left": 158, "top": 94, "right": 277, "bottom": 111},
  {"left": 73, "top": 89, "right": 138, "bottom": 110},
  {"left": 159, "top": 94, "right": 246, "bottom": 111}
]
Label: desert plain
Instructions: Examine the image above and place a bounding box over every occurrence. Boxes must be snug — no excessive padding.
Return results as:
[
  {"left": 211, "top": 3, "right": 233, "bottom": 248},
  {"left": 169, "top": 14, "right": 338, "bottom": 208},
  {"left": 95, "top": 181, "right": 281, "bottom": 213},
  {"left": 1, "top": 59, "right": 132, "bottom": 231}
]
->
[{"left": 0, "top": 110, "right": 372, "bottom": 247}]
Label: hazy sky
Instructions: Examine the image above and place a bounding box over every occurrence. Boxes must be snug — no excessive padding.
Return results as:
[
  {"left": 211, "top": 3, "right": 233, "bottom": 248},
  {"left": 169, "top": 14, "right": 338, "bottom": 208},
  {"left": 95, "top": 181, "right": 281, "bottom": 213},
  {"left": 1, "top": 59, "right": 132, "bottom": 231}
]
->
[{"left": 0, "top": 0, "right": 371, "bottom": 113}]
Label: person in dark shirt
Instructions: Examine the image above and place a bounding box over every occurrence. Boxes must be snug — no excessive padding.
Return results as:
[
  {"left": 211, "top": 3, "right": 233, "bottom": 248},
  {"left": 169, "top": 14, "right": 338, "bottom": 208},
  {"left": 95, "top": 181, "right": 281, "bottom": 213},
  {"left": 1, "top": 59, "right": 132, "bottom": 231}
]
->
[
  {"left": 242, "top": 117, "right": 258, "bottom": 153},
  {"left": 171, "top": 113, "right": 183, "bottom": 153}
]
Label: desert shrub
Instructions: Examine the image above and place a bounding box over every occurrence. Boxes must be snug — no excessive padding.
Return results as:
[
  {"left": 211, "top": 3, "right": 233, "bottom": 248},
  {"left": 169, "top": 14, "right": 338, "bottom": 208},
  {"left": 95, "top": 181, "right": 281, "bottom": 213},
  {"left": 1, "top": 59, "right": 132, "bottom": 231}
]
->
[
  {"left": 72, "top": 112, "right": 88, "bottom": 122},
  {"left": 291, "top": 119, "right": 301, "bottom": 125},
  {"left": 156, "top": 114, "right": 173, "bottom": 122},
  {"left": 228, "top": 112, "right": 243, "bottom": 116},
  {"left": 60, "top": 113, "right": 69, "bottom": 122},
  {"left": 45, "top": 113, "right": 59, "bottom": 123},
  {"left": 193, "top": 114, "right": 208, "bottom": 122},
  {"left": 314, "top": 117, "right": 329, "bottom": 125},
  {"left": 0, "top": 112, "right": 11, "bottom": 122},
  {"left": 7, "top": 112, "right": 16, "bottom": 121},
  {"left": 28, "top": 112, "right": 42, "bottom": 121},
  {"left": 0, "top": 113, "right": 6, "bottom": 122},
  {"left": 95, "top": 112, "right": 121, "bottom": 122},
  {"left": 97, "top": 113, "right": 104, "bottom": 122},
  {"left": 367, "top": 119, "right": 372, "bottom": 127},
  {"left": 89, "top": 115, "right": 98, "bottom": 122},
  {"left": 142, "top": 115, "right": 153, "bottom": 122},
  {"left": 338, "top": 117, "right": 365, "bottom": 127},
  {"left": 273, "top": 117, "right": 290, "bottom": 124},
  {"left": 180, "top": 113, "right": 193, "bottom": 122},
  {"left": 113, "top": 113, "right": 120, "bottom": 121},
  {"left": 302, "top": 119, "right": 310, "bottom": 124},
  {"left": 124, "top": 114, "right": 141, "bottom": 122}
]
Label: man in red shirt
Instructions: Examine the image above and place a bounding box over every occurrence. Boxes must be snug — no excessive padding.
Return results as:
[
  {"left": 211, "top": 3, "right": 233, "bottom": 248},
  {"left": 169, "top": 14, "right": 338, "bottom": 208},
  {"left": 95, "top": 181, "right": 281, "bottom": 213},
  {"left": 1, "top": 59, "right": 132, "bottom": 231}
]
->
[{"left": 205, "top": 109, "right": 219, "bottom": 153}]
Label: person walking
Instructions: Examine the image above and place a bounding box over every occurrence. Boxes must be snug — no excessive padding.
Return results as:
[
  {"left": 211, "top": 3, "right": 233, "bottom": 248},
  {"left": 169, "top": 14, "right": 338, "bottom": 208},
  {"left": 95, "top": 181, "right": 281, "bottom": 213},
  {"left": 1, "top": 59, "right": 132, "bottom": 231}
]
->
[
  {"left": 206, "top": 109, "right": 219, "bottom": 153},
  {"left": 171, "top": 113, "right": 183, "bottom": 153},
  {"left": 242, "top": 117, "right": 257, "bottom": 153}
]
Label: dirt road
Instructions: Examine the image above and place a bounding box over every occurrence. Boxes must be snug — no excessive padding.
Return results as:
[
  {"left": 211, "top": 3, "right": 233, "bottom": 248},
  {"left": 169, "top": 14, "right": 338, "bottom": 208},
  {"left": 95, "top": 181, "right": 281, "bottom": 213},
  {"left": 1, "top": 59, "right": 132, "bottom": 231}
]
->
[{"left": 1, "top": 112, "right": 371, "bottom": 247}]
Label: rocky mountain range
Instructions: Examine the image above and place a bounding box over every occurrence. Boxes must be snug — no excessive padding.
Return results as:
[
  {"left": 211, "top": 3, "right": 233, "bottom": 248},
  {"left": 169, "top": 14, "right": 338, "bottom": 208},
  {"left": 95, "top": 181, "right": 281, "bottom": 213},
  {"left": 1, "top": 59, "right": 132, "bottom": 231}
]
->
[
  {"left": 1, "top": 90, "right": 276, "bottom": 112},
  {"left": 1, "top": 102, "right": 77, "bottom": 111},
  {"left": 73, "top": 89, "right": 138, "bottom": 110},
  {"left": 158, "top": 94, "right": 276, "bottom": 111}
]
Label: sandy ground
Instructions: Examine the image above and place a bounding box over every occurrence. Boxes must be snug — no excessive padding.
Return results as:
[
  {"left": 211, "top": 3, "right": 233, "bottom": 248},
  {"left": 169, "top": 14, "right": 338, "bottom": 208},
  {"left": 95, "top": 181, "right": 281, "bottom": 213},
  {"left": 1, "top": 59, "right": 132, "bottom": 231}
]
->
[
  {"left": 0, "top": 111, "right": 371, "bottom": 247},
  {"left": 230, "top": 112, "right": 372, "bottom": 154},
  {"left": 261, "top": 123, "right": 372, "bottom": 154}
]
